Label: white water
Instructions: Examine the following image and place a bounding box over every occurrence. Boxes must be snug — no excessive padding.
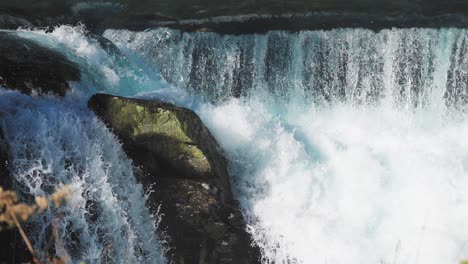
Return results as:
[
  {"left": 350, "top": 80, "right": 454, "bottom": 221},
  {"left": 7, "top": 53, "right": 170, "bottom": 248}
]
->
[
  {"left": 103, "top": 27, "right": 468, "bottom": 108},
  {"left": 2, "top": 25, "right": 468, "bottom": 263},
  {"left": 199, "top": 100, "right": 468, "bottom": 264},
  {"left": 105, "top": 27, "right": 468, "bottom": 264}
]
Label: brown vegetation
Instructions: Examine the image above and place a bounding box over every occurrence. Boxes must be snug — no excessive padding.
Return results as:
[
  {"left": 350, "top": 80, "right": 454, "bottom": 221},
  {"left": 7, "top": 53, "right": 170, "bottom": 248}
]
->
[{"left": 0, "top": 186, "right": 71, "bottom": 264}]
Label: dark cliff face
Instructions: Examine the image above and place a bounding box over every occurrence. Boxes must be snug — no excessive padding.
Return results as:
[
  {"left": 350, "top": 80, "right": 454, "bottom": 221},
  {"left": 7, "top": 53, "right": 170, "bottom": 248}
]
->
[{"left": 2, "top": 0, "right": 468, "bottom": 33}]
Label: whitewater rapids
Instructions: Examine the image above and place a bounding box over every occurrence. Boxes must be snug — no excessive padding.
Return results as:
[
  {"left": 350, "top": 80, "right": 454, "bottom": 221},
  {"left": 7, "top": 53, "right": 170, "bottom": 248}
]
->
[{"left": 2, "top": 25, "right": 468, "bottom": 263}]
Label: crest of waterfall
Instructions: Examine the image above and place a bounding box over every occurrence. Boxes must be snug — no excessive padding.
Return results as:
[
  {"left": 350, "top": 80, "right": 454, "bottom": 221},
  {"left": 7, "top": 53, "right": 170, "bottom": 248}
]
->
[{"left": 104, "top": 27, "right": 468, "bottom": 111}]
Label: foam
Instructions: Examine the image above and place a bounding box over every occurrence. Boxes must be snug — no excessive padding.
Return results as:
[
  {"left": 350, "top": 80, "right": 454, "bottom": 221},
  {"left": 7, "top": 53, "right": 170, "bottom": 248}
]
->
[{"left": 197, "top": 99, "right": 468, "bottom": 263}]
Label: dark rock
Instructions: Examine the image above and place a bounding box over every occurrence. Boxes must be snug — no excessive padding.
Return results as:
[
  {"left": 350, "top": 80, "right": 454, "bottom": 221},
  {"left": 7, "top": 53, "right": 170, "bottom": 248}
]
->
[
  {"left": 0, "top": 124, "right": 11, "bottom": 190},
  {"left": 93, "top": 35, "right": 124, "bottom": 57},
  {"left": 88, "top": 94, "right": 260, "bottom": 264},
  {"left": 0, "top": 13, "right": 34, "bottom": 30},
  {"left": 147, "top": 13, "right": 468, "bottom": 35},
  {"left": 0, "top": 32, "right": 80, "bottom": 96},
  {"left": 4, "top": 1, "right": 468, "bottom": 34}
]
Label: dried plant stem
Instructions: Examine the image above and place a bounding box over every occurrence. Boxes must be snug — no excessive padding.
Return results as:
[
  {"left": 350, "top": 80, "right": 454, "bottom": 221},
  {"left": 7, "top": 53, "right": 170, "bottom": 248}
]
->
[{"left": 5, "top": 201, "right": 41, "bottom": 264}]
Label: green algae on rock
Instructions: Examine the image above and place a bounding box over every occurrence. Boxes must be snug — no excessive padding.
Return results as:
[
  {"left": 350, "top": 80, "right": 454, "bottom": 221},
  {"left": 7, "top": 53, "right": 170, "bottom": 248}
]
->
[
  {"left": 107, "top": 97, "right": 210, "bottom": 175},
  {"left": 88, "top": 94, "right": 229, "bottom": 190}
]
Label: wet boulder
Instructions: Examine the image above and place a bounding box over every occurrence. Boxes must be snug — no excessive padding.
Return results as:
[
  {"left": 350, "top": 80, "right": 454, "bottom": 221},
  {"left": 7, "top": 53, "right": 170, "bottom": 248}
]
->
[
  {"left": 88, "top": 94, "right": 260, "bottom": 264},
  {"left": 0, "top": 32, "right": 80, "bottom": 96}
]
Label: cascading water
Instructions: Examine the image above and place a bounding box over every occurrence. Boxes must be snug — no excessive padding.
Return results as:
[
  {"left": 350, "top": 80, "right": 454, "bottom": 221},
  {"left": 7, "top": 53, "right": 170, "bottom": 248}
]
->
[
  {"left": 2, "top": 24, "right": 468, "bottom": 264},
  {"left": 0, "top": 91, "right": 167, "bottom": 263},
  {"left": 103, "top": 28, "right": 468, "bottom": 109},
  {"left": 103, "top": 27, "right": 468, "bottom": 264}
]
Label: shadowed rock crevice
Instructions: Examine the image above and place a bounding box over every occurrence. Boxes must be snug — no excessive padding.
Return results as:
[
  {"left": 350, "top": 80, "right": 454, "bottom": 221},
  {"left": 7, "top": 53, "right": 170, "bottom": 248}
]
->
[{"left": 88, "top": 94, "right": 260, "bottom": 264}]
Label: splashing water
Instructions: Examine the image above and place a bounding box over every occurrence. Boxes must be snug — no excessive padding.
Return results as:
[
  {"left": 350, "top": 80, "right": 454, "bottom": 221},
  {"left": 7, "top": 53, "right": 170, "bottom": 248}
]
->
[
  {"left": 197, "top": 99, "right": 468, "bottom": 264},
  {"left": 3, "top": 24, "right": 468, "bottom": 264},
  {"left": 104, "top": 27, "right": 468, "bottom": 264},
  {"left": 0, "top": 91, "right": 166, "bottom": 263}
]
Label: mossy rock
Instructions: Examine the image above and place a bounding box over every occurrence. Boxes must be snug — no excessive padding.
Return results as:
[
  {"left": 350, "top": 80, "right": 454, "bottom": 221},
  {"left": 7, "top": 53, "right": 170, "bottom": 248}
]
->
[
  {"left": 88, "top": 94, "right": 230, "bottom": 189},
  {"left": 105, "top": 97, "right": 210, "bottom": 176},
  {"left": 88, "top": 94, "right": 260, "bottom": 264}
]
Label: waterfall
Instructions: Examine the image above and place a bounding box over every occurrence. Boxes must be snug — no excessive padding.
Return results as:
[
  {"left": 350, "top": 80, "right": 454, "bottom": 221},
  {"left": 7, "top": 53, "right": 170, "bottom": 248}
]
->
[
  {"left": 103, "top": 27, "right": 468, "bottom": 110},
  {"left": 104, "top": 27, "right": 468, "bottom": 264},
  {"left": 2, "top": 24, "right": 468, "bottom": 263}
]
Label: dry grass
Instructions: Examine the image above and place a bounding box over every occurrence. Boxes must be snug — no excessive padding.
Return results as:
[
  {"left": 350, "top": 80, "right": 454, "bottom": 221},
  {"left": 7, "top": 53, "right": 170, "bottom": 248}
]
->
[{"left": 0, "top": 185, "right": 71, "bottom": 264}]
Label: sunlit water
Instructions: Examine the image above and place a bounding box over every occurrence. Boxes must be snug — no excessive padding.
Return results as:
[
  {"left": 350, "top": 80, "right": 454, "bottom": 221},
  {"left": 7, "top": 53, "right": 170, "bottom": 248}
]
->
[{"left": 2, "top": 25, "right": 468, "bottom": 263}]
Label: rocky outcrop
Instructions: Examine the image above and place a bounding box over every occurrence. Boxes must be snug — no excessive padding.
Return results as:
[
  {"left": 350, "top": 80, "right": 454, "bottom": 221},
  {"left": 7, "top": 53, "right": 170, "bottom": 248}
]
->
[
  {"left": 88, "top": 94, "right": 260, "bottom": 264},
  {"left": 0, "top": 32, "right": 80, "bottom": 96}
]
